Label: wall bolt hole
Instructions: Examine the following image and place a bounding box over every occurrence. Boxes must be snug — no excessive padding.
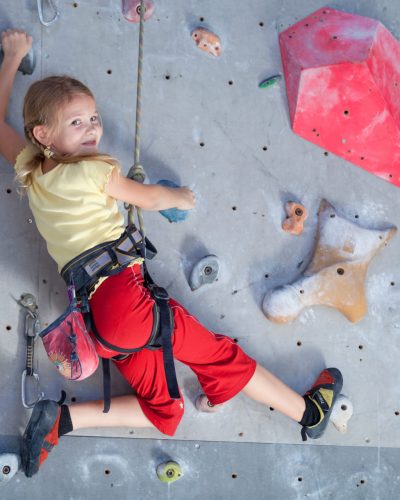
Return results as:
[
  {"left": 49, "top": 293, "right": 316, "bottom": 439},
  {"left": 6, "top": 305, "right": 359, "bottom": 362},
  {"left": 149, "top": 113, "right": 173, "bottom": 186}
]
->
[{"left": 204, "top": 266, "right": 213, "bottom": 276}]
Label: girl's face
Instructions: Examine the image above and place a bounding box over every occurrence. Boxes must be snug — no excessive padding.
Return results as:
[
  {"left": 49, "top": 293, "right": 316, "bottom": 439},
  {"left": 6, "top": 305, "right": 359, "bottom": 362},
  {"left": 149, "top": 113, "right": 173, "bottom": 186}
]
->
[{"left": 49, "top": 94, "right": 103, "bottom": 156}]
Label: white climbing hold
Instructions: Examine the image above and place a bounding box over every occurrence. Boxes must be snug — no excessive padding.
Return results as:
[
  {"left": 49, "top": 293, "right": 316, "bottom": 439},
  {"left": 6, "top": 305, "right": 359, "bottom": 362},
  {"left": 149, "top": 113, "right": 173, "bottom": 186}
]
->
[
  {"left": 189, "top": 255, "right": 220, "bottom": 291},
  {"left": 330, "top": 394, "right": 353, "bottom": 433},
  {"left": 0, "top": 453, "right": 20, "bottom": 483}
]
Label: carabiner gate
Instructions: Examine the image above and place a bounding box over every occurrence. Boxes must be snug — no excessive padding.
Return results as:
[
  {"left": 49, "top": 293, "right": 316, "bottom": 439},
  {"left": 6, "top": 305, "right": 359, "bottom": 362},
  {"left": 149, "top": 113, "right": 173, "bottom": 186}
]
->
[{"left": 21, "top": 369, "right": 44, "bottom": 409}]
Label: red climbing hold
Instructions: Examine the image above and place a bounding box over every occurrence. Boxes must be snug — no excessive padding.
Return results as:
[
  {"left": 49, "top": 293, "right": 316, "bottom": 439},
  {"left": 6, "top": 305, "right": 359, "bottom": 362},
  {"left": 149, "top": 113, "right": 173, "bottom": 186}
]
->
[
  {"left": 279, "top": 7, "right": 400, "bottom": 187},
  {"left": 122, "top": 0, "right": 155, "bottom": 23}
]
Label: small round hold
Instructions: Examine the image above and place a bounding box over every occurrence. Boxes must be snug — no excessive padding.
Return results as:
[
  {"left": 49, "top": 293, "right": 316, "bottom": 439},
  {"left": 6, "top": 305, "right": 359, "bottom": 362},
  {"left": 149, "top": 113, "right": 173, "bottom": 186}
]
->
[
  {"left": 0, "top": 454, "right": 20, "bottom": 483},
  {"left": 156, "top": 461, "right": 183, "bottom": 483},
  {"left": 330, "top": 394, "right": 353, "bottom": 433},
  {"left": 189, "top": 255, "right": 220, "bottom": 291}
]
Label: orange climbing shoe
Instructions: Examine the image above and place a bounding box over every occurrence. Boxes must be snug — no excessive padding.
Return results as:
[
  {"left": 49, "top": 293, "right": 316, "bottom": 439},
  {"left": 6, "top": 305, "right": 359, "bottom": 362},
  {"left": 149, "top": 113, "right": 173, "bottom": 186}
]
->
[
  {"left": 21, "top": 396, "right": 64, "bottom": 477},
  {"left": 301, "top": 368, "right": 343, "bottom": 441}
]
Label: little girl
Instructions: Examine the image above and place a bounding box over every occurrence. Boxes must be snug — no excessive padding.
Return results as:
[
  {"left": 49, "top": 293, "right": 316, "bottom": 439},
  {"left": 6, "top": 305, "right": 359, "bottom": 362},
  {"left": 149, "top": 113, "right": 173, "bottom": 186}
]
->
[{"left": 0, "top": 30, "right": 343, "bottom": 478}]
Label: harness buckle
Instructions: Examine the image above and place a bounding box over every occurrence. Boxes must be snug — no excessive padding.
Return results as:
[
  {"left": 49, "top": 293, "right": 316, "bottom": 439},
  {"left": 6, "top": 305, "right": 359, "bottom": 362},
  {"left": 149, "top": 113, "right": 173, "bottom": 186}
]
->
[{"left": 149, "top": 285, "right": 169, "bottom": 301}]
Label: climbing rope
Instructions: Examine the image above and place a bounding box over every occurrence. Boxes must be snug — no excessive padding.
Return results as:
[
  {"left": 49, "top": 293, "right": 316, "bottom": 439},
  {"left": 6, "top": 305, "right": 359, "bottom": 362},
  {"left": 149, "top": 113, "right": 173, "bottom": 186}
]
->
[{"left": 126, "top": 0, "right": 146, "bottom": 235}]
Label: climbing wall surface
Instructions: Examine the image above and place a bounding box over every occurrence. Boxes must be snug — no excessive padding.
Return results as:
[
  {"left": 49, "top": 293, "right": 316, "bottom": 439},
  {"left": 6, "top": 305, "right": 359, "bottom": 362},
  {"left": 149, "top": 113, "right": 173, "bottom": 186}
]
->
[{"left": 1, "top": 0, "right": 400, "bottom": 497}]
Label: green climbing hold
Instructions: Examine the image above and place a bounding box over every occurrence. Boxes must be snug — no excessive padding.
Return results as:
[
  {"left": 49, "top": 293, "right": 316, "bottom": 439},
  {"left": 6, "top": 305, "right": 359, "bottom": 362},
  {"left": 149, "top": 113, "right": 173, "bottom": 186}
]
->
[
  {"left": 259, "top": 74, "right": 282, "bottom": 89},
  {"left": 156, "top": 461, "right": 183, "bottom": 483}
]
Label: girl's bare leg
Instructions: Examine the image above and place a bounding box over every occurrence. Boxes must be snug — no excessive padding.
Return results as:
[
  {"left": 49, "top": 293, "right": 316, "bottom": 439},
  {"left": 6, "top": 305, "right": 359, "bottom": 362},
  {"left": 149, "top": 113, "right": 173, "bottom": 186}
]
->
[
  {"left": 241, "top": 364, "right": 305, "bottom": 421},
  {"left": 69, "top": 395, "right": 155, "bottom": 430}
]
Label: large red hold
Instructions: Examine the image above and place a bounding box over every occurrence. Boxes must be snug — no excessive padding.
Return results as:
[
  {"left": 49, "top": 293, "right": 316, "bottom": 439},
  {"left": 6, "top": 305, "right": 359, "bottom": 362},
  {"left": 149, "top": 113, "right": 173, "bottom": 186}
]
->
[{"left": 279, "top": 7, "right": 400, "bottom": 187}]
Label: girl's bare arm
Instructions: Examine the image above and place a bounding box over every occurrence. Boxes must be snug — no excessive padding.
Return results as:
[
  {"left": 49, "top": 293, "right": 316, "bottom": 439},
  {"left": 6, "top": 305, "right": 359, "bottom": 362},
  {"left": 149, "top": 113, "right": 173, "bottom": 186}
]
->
[
  {"left": 105, "top": 168, "right": 196, "bottom": 211},
  {"left": 0, "top": 29, "right": 32, "bottom": 165}
]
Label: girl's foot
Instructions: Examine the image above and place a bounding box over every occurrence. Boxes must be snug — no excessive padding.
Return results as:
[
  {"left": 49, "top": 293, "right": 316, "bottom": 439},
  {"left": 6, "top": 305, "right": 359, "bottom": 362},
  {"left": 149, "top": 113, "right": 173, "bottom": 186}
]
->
[
  {"left": 21, "top": 392, "right": 70, "bottom": 477},
  {"left": 301, "top": 367, "right": 343, "bottom": 441}
]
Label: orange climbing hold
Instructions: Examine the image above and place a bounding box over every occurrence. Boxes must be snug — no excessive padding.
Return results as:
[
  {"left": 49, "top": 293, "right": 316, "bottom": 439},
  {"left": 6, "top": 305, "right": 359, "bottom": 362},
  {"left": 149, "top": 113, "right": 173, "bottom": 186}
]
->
[
  {"left": 191, "top": 28, "right": 221, "bottom": 57},
  {"left": 282, "top": 202, "right": 308, "bottom": 235},
  {"left": 279, "top": 7, "right": 400, "bottom": 187}
]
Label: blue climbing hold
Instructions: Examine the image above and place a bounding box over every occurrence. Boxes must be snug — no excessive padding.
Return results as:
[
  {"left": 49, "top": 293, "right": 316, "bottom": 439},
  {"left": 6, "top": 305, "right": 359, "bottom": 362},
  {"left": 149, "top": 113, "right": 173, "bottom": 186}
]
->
[{"left": 157, "top": 179, "right": 190, "bottom": 223}]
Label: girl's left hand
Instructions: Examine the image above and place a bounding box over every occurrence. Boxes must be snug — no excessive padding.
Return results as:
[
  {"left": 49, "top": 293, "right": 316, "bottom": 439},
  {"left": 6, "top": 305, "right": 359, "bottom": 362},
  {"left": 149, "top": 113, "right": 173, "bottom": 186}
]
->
[{"left": 1, "top": 29, "right": 32, "bottom": 61}]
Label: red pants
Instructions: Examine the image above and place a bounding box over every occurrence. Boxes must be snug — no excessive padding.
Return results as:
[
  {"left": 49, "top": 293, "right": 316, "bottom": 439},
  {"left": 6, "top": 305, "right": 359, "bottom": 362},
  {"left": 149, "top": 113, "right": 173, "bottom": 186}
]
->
[{"left": 89, "top": 265, "right": 256, "bottom": 436}]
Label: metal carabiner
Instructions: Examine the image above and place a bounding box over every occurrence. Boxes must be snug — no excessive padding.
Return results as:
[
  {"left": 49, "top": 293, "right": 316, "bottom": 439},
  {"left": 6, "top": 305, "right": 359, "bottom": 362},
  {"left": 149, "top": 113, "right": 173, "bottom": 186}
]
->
[
  {"left": 37, "top": 0, "right": 60, "bottom": 27},
  {"left": 21, "top": 369, "right": 44, "bottom": 409},
  {"left": 17, "top": 293, "right": 44, "bottom": 408}
]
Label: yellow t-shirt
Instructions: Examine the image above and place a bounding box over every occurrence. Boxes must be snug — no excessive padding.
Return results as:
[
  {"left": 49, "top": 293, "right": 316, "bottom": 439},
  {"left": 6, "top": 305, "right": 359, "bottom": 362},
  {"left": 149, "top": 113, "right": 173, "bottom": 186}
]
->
[{"left": 15, "top": 145, "right": 126, "bottom": 272}]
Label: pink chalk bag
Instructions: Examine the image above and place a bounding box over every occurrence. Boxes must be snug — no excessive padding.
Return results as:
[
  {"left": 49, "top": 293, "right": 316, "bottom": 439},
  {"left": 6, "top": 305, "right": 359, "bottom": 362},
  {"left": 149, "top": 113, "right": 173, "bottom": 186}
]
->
[{"left": 39, "top": 284, "right": 99, "bottom": 381}]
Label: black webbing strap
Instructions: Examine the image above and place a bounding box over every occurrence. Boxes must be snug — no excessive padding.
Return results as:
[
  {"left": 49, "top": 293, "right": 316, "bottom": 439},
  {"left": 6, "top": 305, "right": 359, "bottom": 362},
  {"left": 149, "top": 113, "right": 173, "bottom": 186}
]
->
[
  {"left": 149, "top": 286, "right": 180, "bottom": 400},
  {"left": 102, "top": 358, "right": 111, "bottom": 413}
]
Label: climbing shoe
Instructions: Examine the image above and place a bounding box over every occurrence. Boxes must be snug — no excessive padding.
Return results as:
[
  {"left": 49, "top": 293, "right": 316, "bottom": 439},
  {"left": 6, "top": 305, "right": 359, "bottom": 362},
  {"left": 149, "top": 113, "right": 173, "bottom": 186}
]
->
[
  {"left": 301, "top": 367, "right": 343, "bottom": 442},
  {"left": 21, "top": 392, "right": 66, "bottom": 477}
]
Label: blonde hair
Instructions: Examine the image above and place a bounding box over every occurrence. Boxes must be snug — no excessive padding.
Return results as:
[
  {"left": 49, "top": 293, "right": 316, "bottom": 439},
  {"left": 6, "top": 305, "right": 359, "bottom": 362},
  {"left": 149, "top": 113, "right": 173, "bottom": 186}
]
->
[{"left": 18, "top": 75, "right": 119, "bottom": 192}]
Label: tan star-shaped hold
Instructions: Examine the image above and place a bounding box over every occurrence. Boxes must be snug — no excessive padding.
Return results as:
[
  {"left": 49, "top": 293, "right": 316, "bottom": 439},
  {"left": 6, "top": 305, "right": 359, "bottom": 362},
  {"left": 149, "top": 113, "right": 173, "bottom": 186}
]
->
[{"left": 263, "top": 200, "right": 397, "bottom": 323}]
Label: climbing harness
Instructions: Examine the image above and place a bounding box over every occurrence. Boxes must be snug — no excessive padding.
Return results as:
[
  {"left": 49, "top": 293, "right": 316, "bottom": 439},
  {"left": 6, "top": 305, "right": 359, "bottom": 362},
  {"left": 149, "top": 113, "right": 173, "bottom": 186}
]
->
[
  {"left": 57, "top": 224, "right": 179, "bottom": 412},
  {"left": 17, "top": 294, "right": 44, "bottom": 409},
  {"left": 37, "top": 0, "right": 60, "bottom": 27}
]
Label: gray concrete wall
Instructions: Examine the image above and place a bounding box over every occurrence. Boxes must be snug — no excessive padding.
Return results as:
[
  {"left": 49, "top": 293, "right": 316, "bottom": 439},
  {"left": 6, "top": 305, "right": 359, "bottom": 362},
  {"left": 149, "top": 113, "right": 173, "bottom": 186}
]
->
[{"left": 1, "top": 0, "right": 400, "bottom": 497}]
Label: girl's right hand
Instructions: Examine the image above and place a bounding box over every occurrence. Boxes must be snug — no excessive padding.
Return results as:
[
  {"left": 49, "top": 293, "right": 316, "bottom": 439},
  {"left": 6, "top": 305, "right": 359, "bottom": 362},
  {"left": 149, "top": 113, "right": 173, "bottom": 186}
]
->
[
  {"left": 1, "top": 29, "right": 32, "bottom": 61},
  {"left": 175, "top": 186, "right": 196, "bottom": 210}
]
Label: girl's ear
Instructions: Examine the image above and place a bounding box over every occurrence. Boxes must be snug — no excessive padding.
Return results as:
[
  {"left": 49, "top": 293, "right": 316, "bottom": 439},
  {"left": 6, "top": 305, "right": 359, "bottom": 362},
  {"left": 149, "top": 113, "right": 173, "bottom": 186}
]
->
[{"left": 32, "top": 125, "right": 52, "bottom": 146}]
